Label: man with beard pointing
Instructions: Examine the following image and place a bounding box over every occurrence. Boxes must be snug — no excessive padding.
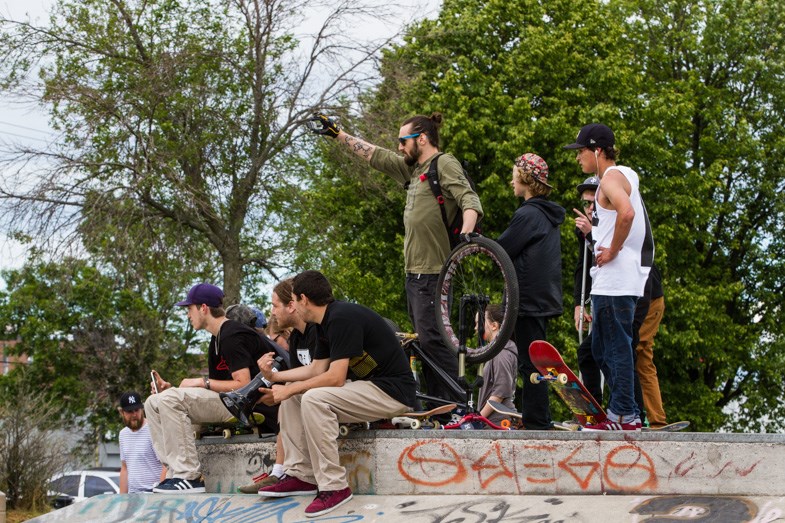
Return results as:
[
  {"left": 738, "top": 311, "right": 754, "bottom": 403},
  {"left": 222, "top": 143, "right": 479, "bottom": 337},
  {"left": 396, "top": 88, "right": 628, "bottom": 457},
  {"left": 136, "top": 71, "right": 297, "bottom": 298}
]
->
[{"left": 310, "top": 112, "right": 483, "bottom": 405}]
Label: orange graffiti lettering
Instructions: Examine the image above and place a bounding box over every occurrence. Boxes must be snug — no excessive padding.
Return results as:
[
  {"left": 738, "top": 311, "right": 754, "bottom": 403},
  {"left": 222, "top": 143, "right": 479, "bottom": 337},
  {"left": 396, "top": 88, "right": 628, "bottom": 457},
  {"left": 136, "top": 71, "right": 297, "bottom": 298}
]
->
[
  {"left": 521, "top": 445, "right": 557, "bottom": 484},
  {"left": 604, "top": 444, "right": 657, "bottom": 492},
  {"left": 398, "top": 440, "right": 468, "bottom": 487},
  {"left": 557, "top": 445, "right": 601, "bottom": 490},
  {"left": 471, "top": 441, "right": 514, "bottom": 488}
]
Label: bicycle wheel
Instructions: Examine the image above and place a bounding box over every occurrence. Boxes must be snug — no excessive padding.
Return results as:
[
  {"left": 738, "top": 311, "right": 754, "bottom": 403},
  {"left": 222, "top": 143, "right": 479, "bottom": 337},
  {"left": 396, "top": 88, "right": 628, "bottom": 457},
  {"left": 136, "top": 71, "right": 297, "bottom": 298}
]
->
[{"left": 436, "top": 235, "right": 518, "bottom": 364}]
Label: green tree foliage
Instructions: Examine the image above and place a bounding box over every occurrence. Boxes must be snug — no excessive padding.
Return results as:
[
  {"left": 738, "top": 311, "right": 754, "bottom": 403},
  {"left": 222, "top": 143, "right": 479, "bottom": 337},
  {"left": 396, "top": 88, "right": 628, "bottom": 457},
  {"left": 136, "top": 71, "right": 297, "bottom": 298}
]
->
[
  {"left": 618, "top": 0, "right": 785, "bottom": 431},
  {"left": 292, "top": 0, "right": 785, "bottom": 430},
  {"left": 0, "top": 0, "right": 393, "bottom": 302},
  {"left": 0, "top": 257, "right": 201, "bottom": 446}
]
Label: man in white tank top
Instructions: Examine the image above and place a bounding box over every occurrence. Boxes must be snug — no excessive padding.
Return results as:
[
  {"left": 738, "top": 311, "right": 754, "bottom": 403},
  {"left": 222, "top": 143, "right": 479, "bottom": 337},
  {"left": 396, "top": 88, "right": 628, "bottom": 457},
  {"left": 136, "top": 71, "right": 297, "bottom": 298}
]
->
[{"left": 564, "top": 123, "right": 654, "bottom": 431}]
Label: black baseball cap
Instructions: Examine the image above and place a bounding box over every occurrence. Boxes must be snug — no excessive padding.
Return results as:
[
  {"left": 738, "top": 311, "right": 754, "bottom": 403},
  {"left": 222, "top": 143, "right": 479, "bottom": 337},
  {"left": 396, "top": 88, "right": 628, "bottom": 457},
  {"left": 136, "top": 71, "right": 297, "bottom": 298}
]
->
[
  {"left": 576, "top": 176, "right": 600, "bottom": 195},
  {"left": 120, "top": 391, "right": 144, "bottom": 412},
  {"left": 564, "top": 123, "right": 615, "bottom": 150}
]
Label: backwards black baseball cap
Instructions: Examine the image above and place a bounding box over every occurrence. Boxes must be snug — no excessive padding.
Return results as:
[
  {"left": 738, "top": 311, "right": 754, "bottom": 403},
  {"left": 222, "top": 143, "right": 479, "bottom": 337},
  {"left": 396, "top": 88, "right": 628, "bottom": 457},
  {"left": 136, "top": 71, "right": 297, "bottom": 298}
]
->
[
  {"left": 563, "top": 123, "right": 615, "bottom": 150},
  {"left": 576, "top": 176, "right": 600, "bottom": 195}
]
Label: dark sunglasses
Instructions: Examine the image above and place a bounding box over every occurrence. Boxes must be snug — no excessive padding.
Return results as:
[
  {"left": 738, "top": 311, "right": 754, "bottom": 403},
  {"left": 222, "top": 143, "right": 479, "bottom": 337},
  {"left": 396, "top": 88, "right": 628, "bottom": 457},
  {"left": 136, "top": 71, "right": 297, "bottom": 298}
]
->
[
  {"left": 581, "top": 199, "right": 595, "bottom": 208},
  {"left": 398, "top": 133, "right": 421, "bottom": 145}
]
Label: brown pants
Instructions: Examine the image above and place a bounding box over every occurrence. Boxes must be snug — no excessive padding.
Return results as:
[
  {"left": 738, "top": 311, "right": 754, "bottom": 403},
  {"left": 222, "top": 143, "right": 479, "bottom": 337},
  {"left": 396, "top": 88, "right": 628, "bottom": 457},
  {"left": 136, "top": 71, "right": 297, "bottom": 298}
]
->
[
  {"left": 636, "top": 296, "right": 666, "bottom": 426},
  {"left": 280, "top": 381, "right": 410, "bottom": 491}
]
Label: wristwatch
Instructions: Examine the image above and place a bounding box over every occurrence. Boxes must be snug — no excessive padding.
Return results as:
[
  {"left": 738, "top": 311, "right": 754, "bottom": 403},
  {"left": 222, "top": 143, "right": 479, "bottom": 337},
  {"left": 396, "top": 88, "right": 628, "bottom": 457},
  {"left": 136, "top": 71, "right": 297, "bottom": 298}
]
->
[{"left": 203, "top": 377, "right": 211, "bottom": 390}]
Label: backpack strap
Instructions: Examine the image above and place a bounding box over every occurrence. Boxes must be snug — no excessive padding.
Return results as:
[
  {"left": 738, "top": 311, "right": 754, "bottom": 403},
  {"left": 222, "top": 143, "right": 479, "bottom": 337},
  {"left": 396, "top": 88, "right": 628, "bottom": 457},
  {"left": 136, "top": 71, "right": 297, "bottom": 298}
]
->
[{"left": 426, "top": 153, "right": 451, "bottom": 234}]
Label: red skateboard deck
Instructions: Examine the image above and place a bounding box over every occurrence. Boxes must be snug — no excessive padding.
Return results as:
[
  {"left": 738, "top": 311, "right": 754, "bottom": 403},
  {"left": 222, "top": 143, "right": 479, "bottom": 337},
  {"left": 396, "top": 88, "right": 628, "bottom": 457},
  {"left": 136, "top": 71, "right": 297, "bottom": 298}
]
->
[{"left": 529, "top": 340, "right": 607, "bottom": 427}]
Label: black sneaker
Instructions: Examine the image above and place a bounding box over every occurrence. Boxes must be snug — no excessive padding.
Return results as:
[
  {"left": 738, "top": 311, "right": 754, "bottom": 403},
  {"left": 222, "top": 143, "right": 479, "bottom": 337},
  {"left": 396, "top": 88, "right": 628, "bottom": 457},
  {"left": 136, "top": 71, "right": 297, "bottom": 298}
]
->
[{"left": 152, "top": 477, "right": 206, "bottom": 493}]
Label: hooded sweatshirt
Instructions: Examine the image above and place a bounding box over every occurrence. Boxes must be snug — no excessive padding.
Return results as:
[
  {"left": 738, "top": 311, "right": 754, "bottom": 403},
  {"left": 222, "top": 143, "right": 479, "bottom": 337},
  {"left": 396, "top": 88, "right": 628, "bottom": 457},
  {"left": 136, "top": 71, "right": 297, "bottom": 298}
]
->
[{"left": 497, "top": 196, "right": 565, "bottom": 317}]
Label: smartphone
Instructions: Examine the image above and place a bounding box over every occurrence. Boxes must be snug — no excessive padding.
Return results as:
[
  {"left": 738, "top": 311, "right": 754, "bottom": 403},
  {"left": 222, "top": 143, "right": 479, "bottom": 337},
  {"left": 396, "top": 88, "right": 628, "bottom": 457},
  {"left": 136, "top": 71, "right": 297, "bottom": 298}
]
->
[{"left": 151, "top": 371, "right": 158, "bottom": 394}]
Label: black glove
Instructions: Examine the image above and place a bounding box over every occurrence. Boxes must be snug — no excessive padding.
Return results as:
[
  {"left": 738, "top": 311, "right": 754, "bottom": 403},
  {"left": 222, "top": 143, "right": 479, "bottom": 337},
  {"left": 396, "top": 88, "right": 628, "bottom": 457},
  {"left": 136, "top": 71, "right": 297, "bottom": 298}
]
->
[
  {"left": 308, "top": 113, "right": 340, "bottom": 138},
  {"left": 459, "top": 232, "right": 480, "bottom": 244}
]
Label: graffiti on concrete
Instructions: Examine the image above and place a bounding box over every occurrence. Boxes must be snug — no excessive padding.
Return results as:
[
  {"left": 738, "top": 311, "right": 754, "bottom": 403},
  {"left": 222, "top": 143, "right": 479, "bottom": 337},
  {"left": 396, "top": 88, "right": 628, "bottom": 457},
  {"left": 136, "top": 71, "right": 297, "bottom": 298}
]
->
[
  {"left": 630, "top": 496, "right": 783, "bottom": 523},
  {"left": 396, "top": 498, "right": 568, "bottom": 523},
  {"left": 75, "top": 495, "right": 368, "bottom": 522},
  {"left": 397, "top": 439, "right": 762, "bottom": 494}
]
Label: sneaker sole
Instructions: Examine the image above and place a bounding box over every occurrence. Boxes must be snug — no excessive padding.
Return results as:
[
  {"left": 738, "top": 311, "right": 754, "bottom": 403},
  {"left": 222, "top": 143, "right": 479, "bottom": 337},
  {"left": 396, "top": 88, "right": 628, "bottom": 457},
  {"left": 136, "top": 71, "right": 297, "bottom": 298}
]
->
[
  {"left": 305, "top": 492, "right": 353, "bottom": 518},
  {"left": 152, "top": 487, "right": 206, "bottom": 493},
  {"left": 258, "top": 488, "right": 317, "bottom": 498}
]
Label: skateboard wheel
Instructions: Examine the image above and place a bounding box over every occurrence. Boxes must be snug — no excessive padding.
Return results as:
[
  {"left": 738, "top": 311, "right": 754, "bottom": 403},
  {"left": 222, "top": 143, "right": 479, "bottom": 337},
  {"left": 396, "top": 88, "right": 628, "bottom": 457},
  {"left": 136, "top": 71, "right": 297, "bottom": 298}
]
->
[
  {"left": 194, "top": 430, "right": 202, "bottom": 440},
  {"left": 530, "top": 373, "right": 541, "bottom": 384},
  {"left": 222, "top": 428, "right": 232, "bottom": 439},
  {"left": 557, "top": 373, "right": 569, "bottom": 385},
  {"left": 339, "top": 425, "right": 350, "bottom": 437},
  {"left": 411, "top": 420, "right": 421, "bottom": 429},
  {"left": 432, "top": 421, "right": 441, "bottom": 429},
  {"left": 501, "top": 419, "right": 511, "bottom": 429}
]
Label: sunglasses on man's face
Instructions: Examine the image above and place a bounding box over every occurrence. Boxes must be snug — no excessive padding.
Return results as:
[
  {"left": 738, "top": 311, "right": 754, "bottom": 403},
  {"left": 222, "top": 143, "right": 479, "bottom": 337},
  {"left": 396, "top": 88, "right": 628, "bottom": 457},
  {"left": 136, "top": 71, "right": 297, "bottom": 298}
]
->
[
  {"left": 581, "top": 199, "right": 595, "bottom": 208},
  {"left": 398, "top": 133, "right": 421, "bottom": 145}
]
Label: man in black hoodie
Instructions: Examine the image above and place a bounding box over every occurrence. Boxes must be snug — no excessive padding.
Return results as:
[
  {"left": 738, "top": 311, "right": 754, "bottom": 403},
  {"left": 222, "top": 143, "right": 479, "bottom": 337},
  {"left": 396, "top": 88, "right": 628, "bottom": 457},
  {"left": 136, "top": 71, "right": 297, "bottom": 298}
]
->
[{"left": 497, "top": 153, "right": 565, "bottom": 430}]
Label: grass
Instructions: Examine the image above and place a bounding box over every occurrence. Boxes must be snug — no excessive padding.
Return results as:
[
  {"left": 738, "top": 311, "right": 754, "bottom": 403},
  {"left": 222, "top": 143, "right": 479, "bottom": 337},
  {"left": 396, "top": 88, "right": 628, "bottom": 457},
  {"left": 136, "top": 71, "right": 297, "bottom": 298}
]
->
[{"left": 6, "top": 507, "right": 52, "bottom": 523}]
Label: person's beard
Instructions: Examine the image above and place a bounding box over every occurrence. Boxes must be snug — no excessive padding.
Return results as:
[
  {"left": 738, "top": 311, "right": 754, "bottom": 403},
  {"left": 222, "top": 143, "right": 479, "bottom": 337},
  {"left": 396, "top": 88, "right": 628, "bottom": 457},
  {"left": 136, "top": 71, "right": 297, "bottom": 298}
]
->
[
  {"left": 403, "top": 141, "right": 420, "bottom": 166},
  {"left": 124, "top": 415, "right": 143, "bottom": 431}
]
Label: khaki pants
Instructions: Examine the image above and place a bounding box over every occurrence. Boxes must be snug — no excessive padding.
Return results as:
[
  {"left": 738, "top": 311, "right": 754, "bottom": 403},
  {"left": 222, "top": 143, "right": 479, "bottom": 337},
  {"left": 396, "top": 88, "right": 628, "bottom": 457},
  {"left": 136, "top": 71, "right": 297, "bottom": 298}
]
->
[
  {"left": 636, "top": 297, "right": 667, "bottom": 426},
  {"left": 145, "top": 387, "right": 233, "bottom": 480},
  {"left": 281, "top": 381, "right": 410, "bottom": 491}
]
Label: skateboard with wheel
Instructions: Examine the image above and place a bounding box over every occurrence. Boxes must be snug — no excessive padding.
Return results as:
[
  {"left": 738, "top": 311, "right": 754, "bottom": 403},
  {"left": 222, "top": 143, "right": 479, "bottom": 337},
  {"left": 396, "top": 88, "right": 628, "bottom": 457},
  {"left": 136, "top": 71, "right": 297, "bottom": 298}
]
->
[
  {"left": 486, "top": 400, "right": 579, "bottom": 431},
  {"left": 529, "top": 340, "right": 607, "bottom": 427},
  {"left": 195, "top": 412, "right": 266, "bottom": 440},
  {"left": 485, "top": 400, "right": 522, "bottom": 429},
  {"left": 642, "top": 421, "right": 690, "bottom": 432},
  {"left": 442, "top": 412, "right": 511, "bottom": 430},
  {"left": 338, "top": 421, "right": 371, "bottom": 436},
  {"left": 390, "top": 403, "right": 457, "bottom": 429}
]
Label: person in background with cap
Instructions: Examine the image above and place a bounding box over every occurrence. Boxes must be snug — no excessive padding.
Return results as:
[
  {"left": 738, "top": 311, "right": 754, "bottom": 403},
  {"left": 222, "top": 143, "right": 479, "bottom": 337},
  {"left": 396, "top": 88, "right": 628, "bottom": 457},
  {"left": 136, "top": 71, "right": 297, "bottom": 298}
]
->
[
  {"left": 573, "top": 175, "right": 603, "bottom": 403},
  {"left": 145, "top": 283, "right": 272, "bottom": 493},
  {"left": 118, "top": 391, "right": 165, "bottom": 493},
  {"left": 564, "top": 123, "right": 654, "bottom": 431},
  {"left": 496, "top": 153, "right": 565, "bottom": 430}
]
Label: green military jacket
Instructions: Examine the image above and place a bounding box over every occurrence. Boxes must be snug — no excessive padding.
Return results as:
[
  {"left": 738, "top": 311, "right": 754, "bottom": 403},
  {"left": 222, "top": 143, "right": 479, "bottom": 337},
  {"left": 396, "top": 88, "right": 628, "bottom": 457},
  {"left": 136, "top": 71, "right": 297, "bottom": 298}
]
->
[{"left": 370, "top": 148, "right": 484, "bottom": 274}]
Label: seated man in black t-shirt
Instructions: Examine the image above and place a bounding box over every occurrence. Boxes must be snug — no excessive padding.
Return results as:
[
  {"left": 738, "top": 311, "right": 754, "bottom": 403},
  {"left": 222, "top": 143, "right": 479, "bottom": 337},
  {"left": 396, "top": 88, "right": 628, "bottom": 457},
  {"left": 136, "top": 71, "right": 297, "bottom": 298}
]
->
[
  {"left": 236, "top": 278, "right": 320, "bottom": 494},
  {"left": 145, "top": 283, "right": 275, "bottom": 494},
  {"left": 256, "top": 271, "right": 416, "bottom": 518}
]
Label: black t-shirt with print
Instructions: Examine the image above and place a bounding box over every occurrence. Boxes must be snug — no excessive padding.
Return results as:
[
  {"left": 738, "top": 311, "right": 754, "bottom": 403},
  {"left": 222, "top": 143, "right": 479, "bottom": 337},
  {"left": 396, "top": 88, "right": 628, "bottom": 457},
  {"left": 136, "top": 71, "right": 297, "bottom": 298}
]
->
[
  {"left": 314, "top": 301, "right": 416, "bottom": 409},
  {"left": 288, "top": 323, "right": 318, "bottom": 369},
  {"left": 207, "top": 319, "right": 271, "bottom": 380}
]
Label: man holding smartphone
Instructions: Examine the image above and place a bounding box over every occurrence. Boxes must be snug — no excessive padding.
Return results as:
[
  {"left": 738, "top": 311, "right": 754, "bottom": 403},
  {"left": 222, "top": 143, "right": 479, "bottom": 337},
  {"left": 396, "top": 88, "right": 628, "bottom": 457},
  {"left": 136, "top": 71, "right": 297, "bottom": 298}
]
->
[{"left": 145, "top": 283, "right": 274, "bottom": 493}]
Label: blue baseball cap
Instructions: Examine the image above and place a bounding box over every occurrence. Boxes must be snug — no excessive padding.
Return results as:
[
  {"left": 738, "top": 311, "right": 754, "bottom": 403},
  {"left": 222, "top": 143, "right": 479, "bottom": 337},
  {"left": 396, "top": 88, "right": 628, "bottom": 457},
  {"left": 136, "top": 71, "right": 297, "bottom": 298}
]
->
[
  {"left": 252, "top": 307, "right": 267, "bottom": 328},
  {"left": 176, "top": 283, "right": 224, "bottom": 308}
]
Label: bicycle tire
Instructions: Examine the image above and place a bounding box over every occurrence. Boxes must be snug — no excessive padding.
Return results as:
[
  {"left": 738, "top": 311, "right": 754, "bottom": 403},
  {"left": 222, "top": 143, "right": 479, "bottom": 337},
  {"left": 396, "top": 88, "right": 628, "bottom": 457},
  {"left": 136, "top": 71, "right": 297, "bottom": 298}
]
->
[{"left": 436, "top": 235, "right": 519, "bottom": 364}]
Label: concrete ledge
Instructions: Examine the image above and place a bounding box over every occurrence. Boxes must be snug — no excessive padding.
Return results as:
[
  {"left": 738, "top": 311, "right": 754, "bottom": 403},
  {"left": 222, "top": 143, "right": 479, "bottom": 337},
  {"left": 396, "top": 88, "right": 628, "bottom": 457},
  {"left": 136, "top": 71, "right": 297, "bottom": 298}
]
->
[
  {"left": 196, "top": 430, "right": 785, "bottom": 496},
  {"left": 25, "top": 493, "right": 785, "bottom": 522}
]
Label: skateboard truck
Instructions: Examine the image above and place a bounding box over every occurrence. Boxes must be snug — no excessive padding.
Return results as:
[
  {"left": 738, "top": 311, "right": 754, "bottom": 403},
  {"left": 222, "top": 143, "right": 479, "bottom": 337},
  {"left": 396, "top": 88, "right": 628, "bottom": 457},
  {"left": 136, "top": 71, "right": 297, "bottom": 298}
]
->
[{"left": 220, "top": 356, "right": 285, "bottom": 426}]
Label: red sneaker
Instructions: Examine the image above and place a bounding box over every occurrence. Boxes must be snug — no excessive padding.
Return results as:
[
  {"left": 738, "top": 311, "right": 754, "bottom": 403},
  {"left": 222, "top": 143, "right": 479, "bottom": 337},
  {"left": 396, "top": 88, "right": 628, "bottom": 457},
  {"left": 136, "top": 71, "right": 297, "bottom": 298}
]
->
[
  {"left": 257, "top": 474, "right": 317, "bottom": 497},
  {"left": 304, "top": 487, "right": 353, "bottom": 517},
  {"left": 583, "top": 418, "right": 642, "bottom": 431}
]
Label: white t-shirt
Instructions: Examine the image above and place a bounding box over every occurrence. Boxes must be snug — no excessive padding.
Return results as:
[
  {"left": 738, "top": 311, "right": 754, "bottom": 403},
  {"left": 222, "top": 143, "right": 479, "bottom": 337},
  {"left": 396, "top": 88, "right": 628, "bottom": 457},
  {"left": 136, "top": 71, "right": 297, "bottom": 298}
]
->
[
  {"left": 590, "top": 165, "right": 654, "bottom": 297},
  {"left": 119, "top": 423, "right": 163, "bottom": 493}
]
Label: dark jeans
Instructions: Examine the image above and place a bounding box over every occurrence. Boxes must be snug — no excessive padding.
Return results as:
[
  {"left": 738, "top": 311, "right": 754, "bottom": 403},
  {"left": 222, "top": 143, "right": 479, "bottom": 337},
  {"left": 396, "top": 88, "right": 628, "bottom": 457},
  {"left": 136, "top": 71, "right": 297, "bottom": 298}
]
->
[
  {"left": 406, "top": 273, "right": 459, "bottom": 402},
  {"left": 516, "top": 316, "right": 552, "bottom": 430},
  {"left": 591, "top": 295, "right": 639, "bottom": 420},
  {"left": 577, "top": 334, "right": 603, "bottom": 404}
]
